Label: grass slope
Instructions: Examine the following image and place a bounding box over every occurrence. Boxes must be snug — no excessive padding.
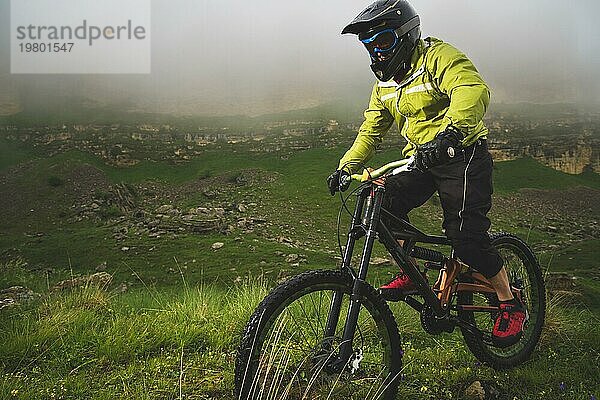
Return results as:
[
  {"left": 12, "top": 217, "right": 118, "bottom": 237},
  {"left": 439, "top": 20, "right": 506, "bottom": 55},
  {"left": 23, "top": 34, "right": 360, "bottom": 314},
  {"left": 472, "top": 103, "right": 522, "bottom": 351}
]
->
[
  {"left": 0, "top": 139, "right": 34, "bottom": 171},
  {"left": 1, "top": 267, "right": 598, "bottom": 399},
  {"left": 493, "top": 157, "right": 600, "bottom": 193},
  {"left": 1, "top": 146, "right": 599, "bottom": 399},
  {"left": 1, "top": 146, "right": 598, "bottom": 287}
]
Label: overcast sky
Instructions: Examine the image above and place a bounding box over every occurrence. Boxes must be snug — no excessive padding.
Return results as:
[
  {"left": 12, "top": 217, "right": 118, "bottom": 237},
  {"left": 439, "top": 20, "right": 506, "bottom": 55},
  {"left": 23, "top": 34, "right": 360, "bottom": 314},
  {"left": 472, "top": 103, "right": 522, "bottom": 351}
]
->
[{"left": 1, "top": 0, "right": 599, "bottom": 116}]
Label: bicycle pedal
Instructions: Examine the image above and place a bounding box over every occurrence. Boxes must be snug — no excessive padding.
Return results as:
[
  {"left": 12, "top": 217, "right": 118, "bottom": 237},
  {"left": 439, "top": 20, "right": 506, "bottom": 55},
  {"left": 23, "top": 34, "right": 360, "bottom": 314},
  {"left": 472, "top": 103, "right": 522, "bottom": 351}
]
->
[
  {"left": 378, "top": 288, "right": 414, "bottom": 302},
  {"left": 378, "top": 289, "right": 403, "bottom": 302}
]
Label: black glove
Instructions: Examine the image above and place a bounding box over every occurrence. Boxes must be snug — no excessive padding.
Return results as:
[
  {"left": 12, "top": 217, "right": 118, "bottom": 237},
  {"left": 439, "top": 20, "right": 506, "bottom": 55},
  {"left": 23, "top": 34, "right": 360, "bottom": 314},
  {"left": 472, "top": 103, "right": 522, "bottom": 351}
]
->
[
  {"left": 327, "top": 169, "right": 351, "bottom": 196},
  {"left": 414, "top": 127, "right": 464, "bottom": 171}
]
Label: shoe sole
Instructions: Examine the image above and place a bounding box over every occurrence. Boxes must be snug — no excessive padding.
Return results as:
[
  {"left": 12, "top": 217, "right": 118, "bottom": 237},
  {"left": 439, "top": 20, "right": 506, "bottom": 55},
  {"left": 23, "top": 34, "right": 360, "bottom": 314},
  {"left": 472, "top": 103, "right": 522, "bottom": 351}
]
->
[{"left": 379, "top": 288, "right": 419, "bottom": 302}]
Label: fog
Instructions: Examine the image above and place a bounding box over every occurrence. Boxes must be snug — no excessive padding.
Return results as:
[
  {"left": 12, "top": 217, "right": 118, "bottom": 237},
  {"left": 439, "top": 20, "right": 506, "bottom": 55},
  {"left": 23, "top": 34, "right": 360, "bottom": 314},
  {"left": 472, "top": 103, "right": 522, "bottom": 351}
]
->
[{"left": 1, "top": 0, "right": 599, "bottom": 116}]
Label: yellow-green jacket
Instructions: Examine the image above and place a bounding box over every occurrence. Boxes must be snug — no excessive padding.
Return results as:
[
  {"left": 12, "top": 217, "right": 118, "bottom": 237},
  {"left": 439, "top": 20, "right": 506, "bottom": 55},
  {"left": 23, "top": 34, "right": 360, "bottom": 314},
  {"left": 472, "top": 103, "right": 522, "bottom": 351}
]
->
[{"left": 339, "top": 37, "right": 490, "bottom": 173}]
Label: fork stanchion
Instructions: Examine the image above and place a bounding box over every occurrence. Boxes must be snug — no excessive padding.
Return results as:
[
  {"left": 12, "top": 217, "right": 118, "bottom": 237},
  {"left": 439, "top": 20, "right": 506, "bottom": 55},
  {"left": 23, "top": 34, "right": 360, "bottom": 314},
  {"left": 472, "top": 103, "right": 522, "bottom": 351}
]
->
[
  {"left": 323, "top": 187, "right": 369, "bottom": 349},
  {"left": 339, "top": 186, "right": 385, "bottom": 362}
]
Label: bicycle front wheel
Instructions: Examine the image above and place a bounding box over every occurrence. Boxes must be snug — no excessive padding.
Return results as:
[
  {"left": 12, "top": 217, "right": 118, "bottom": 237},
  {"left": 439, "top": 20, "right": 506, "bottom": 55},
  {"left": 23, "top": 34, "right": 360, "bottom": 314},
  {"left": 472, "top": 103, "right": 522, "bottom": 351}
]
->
[{"left": 235, "top": 270, "right": 403, "bottom": 400}]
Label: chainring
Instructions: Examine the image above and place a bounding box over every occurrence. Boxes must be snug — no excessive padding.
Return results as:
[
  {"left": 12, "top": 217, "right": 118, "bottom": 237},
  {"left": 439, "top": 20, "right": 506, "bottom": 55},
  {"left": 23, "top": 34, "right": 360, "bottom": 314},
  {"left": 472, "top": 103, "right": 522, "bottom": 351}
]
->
[{"left": 420, "top": 306, "right": 455, "bottom": 335}]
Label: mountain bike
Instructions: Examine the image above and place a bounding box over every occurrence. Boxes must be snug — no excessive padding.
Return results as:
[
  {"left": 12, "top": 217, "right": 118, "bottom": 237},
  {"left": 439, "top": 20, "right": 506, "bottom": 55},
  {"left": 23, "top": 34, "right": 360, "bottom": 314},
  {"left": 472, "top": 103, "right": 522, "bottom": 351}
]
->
[{"left": 234, "top": 158, "right": 546, "bottom": 400}]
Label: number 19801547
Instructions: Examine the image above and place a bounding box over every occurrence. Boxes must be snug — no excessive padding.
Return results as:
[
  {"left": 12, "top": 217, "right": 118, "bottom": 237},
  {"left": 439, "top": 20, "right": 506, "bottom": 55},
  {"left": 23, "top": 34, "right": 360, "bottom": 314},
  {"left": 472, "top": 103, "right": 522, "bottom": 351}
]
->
[{"left": 19, "top": 42, "right": 74, "bottom": 52}]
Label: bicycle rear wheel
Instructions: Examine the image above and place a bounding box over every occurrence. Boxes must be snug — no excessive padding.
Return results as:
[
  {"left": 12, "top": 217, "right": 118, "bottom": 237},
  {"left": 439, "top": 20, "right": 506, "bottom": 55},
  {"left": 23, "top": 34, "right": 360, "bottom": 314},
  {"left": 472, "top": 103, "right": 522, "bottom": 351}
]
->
[
  {"left": 235, "top": 270, "right": 402, "bottom": 400},
  {"left": 457, "top": 232, "right": 546, "bottom": 369}
]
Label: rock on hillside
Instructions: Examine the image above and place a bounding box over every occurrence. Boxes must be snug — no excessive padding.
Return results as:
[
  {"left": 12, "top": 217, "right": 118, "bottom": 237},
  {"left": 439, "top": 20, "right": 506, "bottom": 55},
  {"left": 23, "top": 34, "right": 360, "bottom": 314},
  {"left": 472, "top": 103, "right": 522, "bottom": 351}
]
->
[{"left": 0, "top": 286, "right": 39, "bottom": 310}]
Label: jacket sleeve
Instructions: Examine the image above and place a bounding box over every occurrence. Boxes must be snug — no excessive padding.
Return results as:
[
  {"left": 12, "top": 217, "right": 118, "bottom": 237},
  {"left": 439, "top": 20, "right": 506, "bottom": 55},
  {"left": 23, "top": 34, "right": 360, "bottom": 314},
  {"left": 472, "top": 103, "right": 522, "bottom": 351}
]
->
[
  {"left": 338, "top": 83, "right": 395, "bottom": 173},
  {"left": 429, "top": 43, "right": 490, "bottom": 135}
]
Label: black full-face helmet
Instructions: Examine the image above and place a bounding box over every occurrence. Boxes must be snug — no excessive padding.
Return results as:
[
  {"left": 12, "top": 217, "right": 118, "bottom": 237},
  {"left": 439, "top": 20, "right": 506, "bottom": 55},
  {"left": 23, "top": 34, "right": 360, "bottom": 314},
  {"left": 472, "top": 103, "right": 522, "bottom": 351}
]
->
[{"left": 342, "top": 0, "right": 421, "bottom": 81}]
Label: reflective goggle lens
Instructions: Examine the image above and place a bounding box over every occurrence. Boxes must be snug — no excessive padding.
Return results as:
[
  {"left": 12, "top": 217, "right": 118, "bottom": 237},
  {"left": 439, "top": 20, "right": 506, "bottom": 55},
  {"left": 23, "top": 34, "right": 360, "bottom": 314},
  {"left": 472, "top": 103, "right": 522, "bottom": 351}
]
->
[{"left": 360, "top": 29, "right": 397, "bottom": 54}]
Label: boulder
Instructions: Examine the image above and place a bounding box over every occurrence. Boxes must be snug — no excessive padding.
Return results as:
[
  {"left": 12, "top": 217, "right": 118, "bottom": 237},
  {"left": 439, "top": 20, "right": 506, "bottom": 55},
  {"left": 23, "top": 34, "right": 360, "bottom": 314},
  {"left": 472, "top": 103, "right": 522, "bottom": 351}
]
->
[
  {"left": 547, "top": 272, "right": 576, "bottom": 291},
  {"left": 0, "top": 286, "right": 39, "bottom": 311},
  {"left": 285, "top": 254, "right": 299, "bottom": 263},
  {"left": 51, "top": 272, "right": 113, "bottom": 292},
  {"left": 371, "top": 257, "right": 392, "bottom": 266},
  {"left": 95, "top": 261, "right": 108, "bottom": 272},
  {"left": 465, "top": 381, "right": 485, "bottom": 400},
  {"left": 155, "top": 204, "right": 173, "bottom": 214}
]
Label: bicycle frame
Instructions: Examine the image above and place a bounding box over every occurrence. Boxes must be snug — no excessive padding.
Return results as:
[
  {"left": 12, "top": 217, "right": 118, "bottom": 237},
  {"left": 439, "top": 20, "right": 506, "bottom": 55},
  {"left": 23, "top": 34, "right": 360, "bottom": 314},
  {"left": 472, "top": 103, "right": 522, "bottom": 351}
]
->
[{"left": 327, "top": 182, "right": 507, "bottom": 363}]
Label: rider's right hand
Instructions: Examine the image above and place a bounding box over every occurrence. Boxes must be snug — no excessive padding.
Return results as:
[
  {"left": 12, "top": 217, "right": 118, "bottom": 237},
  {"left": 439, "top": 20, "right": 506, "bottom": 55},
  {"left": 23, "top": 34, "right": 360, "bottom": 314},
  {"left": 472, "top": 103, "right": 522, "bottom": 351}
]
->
[{"left": 327, "top": 170, "right": 351, "bottom": 196}]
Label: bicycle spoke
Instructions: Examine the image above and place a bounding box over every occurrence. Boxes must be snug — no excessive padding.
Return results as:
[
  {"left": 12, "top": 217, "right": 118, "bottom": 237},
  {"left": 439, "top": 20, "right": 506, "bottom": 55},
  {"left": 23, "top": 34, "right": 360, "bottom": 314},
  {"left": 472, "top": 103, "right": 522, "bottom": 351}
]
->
[
  {"left": 308, "top": 289, "right": 327, "bottom": 335},
  {"left": 297, "top": 297, "right": 322, "bottom": 340}
]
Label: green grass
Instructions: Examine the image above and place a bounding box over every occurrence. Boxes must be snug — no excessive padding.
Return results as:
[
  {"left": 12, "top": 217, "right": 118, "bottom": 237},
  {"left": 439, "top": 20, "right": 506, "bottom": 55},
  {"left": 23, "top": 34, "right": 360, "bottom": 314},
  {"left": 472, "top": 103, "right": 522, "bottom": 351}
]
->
[
  {"left": 1, "top": 146, "right": 597, "bottom": 286},
  {"left": 1, "top": 146, "right": 597, "bottom": 292},
  {"left": 1, "top": 143, "right": 599, "bottom": 399},
  {"left": 549, "top": 239, "right": 600, "bottom": 274},
  {"left": 0, "top": 226, "right": 338, "bottom": 292},
  {"left": 1, "top": 272, "right": 598, "bottom": 400},
  {"left": 493, "top": 157, "right": 600, "bottom": 193},
  {"left": 7, "top": 142, "right": 600, "bottom": 189},
  {"left": 0, "top": 271, "right": 270, "bottom": 399},
  {"left": 0, "top": 139, "right": 34, "bottom": 171}
]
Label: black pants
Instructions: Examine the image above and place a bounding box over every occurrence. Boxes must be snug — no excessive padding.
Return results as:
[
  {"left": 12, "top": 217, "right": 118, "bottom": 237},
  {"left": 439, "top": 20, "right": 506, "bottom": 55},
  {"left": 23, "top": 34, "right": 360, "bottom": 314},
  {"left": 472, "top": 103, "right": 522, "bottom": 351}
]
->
[{"left": 383, "top": 140, "right": 503, "bottom": 278}]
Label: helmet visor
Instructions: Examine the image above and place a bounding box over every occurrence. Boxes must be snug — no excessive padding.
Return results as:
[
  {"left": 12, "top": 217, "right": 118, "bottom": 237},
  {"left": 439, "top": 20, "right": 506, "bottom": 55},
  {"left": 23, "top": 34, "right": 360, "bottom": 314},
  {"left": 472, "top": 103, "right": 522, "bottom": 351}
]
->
[{"left": 360, "top": 29, "right": 398, "bottom": 55}]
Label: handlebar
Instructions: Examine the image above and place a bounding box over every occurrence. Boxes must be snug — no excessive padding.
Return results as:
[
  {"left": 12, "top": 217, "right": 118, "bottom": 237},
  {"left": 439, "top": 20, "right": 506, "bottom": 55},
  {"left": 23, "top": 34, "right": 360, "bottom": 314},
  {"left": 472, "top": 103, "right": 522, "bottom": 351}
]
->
[{"left": 349, "top": 156, "right": 415, "bottom": 182}]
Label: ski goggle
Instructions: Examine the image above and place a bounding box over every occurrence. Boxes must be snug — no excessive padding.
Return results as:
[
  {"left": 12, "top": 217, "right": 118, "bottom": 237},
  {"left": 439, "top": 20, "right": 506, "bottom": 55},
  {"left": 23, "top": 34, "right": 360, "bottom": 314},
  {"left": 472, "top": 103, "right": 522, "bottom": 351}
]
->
[{"left": 360, "top": 28, "right": 399, "bottom": 55}]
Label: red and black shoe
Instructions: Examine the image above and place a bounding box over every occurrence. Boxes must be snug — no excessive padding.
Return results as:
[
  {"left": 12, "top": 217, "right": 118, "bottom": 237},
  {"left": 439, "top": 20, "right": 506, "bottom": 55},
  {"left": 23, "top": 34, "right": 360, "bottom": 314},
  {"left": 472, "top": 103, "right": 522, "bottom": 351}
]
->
[
  {"left": 379, "top": 270, "right": 423, "bottom": 301},
  {"left": 492, "top": 298, "right": 529, "bottom": 348}
]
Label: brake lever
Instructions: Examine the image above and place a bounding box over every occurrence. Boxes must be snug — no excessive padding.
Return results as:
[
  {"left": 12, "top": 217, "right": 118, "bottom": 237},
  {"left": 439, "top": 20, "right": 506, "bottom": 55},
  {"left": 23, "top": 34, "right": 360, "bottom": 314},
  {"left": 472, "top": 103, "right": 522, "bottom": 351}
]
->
[{"left": 339, "top": 173, "right": 352, "bottom": 190}]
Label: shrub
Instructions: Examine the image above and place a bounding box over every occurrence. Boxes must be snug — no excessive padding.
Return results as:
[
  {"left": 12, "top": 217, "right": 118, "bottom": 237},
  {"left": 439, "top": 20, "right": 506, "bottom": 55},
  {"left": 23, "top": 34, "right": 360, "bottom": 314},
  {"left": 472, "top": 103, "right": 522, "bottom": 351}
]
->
[
  {"left": 47, "top": 175, "right": 64, "bottom": 187},
  {"left": 98, "top": 205, "right": 122, "bottom": 220}
]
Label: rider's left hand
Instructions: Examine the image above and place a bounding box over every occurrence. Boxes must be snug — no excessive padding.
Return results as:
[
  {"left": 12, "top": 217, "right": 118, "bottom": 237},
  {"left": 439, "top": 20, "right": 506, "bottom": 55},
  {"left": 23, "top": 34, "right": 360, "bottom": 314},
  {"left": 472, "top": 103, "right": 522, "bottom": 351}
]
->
[{"left": 414, "top": 126, "right": 464, "bottom": 171}]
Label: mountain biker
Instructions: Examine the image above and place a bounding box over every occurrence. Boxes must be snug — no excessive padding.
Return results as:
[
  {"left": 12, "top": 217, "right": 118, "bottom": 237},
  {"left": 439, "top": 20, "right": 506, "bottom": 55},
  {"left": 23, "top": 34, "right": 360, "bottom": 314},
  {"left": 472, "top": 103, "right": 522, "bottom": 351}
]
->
[{"left": 327, "top": 0, "right": 527, "bottom": 348}]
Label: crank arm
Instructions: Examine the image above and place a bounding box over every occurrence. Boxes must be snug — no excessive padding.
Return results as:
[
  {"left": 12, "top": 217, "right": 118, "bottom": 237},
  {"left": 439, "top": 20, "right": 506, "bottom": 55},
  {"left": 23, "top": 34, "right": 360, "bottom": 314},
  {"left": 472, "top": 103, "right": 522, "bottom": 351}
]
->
[{"left": 451, "top": 317, "right": 493, "bottom": 345}]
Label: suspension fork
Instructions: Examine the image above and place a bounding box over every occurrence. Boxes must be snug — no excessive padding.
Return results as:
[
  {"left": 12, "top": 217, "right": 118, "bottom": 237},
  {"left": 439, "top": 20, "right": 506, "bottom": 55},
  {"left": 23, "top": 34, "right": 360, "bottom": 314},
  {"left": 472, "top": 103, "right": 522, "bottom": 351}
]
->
[
  {"left": 338, "top": 186, "right": 385, "bottom": 362},
  {"left": 323, "top": 187, "right": 369, "bottom": 349}
]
